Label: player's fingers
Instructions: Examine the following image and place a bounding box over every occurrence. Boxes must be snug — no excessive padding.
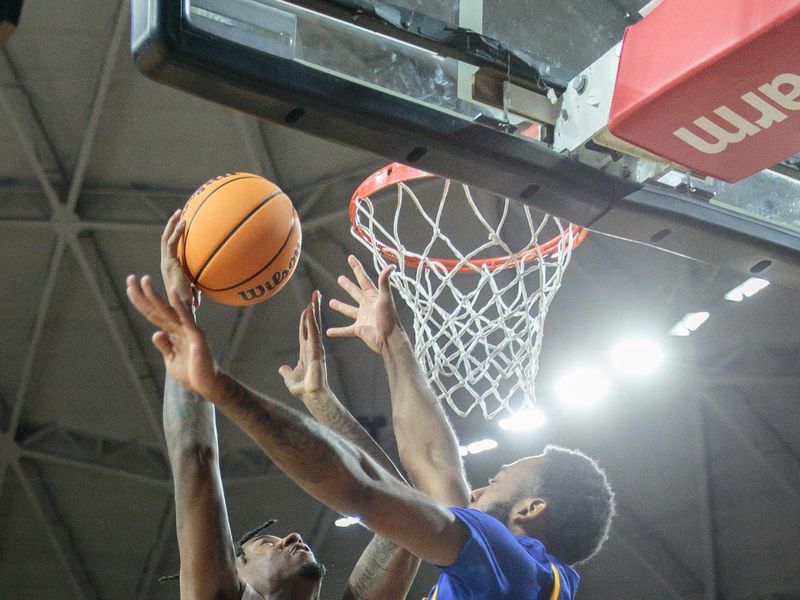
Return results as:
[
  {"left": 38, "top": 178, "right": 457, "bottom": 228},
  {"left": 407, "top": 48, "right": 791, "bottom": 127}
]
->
[
  {"left": 377, "top": 264, "right": 396, "bottom": 294},
  {"left": 312, "top": 291, "right": 323, "bottom": 331},
  {"left": 192, "top": 287, "right": 202, "bottom": 310},
  {"left": 297, "top": 307, "right": 306, "bottom": 347},
  {"left": 300, "top": 307, "right": 309, "bottom": 343},
  {"left": 328, "top": 298, "right": 358, "bottom": 319},
  {"left": 151, "top": 331, "right": 172, "bottom": 357},
  {"left": 141, "top": 276, "right": 183, "bottom": 331},
  {"left": 307, "top": 302, "right": 323, "bottom": 351},
  {"left": 167, "top": 217, "right": 185, "bottom": 254},
  {"left": 126, "top": 275, "right": 150, "bottom": 313},
  {"left": 168, "top": 287, "right": 194, "bottom": 326},
  {"left": 140, "top": 276, "right": 180, "bottom": 329},
  {"left": 337, "top": 274, "right": 363, "bottom": 303},
  {"left": 348, "top": 255, "right": 377, "bottom": 291},
  {"left": 127, "top": 275, "right": 167, "bottom": 328},
  {"left": 298, "top": 309, "right": 310, "bottom": 351},
  {"left": 161, "top": 209, "right": 180, "bottom": 247},
  {"left": 326, "top": 325, "right": 356, "bottom": 338},
  {"left": 279, "top": 365, "right": 301, "bottom": 396}
]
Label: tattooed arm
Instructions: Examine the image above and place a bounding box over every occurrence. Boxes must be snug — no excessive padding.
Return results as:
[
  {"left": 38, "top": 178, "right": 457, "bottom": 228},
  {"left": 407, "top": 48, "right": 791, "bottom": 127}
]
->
[
  {"left": 164, "top": 374, "right": 242, "bottom": 600},
  {"left": 126, "top": 275, "right": 470, "bottom": 567},
  {"left": 280, "top": 292, "right": 420, "bottom": 599},
  {"left": 343, "top": 536, "right": 418, "bottom": 600},
  {"left": 158, "top": 210, "right": 243, "bottom": 600},
  {"left": 307, "top": 393, "right": 420, "bottom": 600}
]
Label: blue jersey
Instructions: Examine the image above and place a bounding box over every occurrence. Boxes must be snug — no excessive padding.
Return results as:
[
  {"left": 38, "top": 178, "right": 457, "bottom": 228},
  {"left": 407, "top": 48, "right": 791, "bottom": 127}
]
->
[{"left": 425, "top": 507, "right": 579, "bottom": 600}]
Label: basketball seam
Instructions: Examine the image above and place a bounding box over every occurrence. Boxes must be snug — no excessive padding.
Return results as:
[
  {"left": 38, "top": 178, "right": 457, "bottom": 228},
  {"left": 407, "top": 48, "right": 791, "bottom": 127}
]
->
[
  {"left": 182, "top": 174, "right": 261, "bottom": 282},
  {"left": 194, "top": 188, "right": 287, "bottom": 284},
  {"left": 201, "top": 208, "right": 299, "bottom": 292}
]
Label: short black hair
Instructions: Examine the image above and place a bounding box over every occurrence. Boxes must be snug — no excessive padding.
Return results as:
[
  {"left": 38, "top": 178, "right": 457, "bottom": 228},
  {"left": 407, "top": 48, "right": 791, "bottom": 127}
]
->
[{"left": 533, "top": 445, "right": 615, "bottom": 566}]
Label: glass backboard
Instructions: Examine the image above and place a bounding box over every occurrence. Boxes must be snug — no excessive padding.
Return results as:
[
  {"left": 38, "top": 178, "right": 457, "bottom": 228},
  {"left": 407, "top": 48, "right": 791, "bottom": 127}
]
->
[{"left": 132, "top": 0, "right": 800, "bottom": 289}]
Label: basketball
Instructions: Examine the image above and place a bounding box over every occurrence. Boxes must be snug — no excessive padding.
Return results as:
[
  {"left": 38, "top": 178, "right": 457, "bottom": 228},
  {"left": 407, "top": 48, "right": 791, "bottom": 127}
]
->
[{"left": 177, "top": 173, "right": 302, "bottom": 306}]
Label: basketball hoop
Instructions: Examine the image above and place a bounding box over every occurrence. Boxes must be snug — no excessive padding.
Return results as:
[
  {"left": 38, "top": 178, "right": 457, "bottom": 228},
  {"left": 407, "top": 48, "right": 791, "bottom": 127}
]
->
[{"left": 350, "top": 163, "right": 587, "bottom": 419}]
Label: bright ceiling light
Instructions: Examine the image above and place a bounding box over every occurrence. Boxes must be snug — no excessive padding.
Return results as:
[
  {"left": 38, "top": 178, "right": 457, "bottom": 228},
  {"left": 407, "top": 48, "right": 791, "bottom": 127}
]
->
[
  {"left": 335, "top": 516, "right": 360, "bottom": 528},
  {"left": 724, "top": 277, "right": 769, "bottom": 302},
  {"left": 609, "top": 338, "right": 664, "bottom": 377},
  {"left": 668, "top": 311, "right": 710, "bottom": 336},
  {"left": 467, "top": 439, "right": 498, "bottom": 454},
  {"left": 459, "top": 438, "right": 499, "bottom": 455},
  {"left": 555, "top": 367, "right": 609, "bottom": 408},
  {"left": 498, "top": 408, "right": 546, "bottom": 432}
]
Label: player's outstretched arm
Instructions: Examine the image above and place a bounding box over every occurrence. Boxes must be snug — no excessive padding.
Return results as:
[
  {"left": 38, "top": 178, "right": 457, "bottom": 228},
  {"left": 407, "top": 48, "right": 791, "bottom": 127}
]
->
[
  {"left": 328, "top": 256, "right": 470, "bottom": 507},
  {"left": 158, "top": 211, "right": 242, "bottom": 600},
  {"left": 280, "top": 291, "right": 420, "bottom": 600},
  {"left": 164, "top": 374, "right": 243, "bottom": 600},
  {"left": 126, "top": 275, "right": 469, "bottom": 567}
]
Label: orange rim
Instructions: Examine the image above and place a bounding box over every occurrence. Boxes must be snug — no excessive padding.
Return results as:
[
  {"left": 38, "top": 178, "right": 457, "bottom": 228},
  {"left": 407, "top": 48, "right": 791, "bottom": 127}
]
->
[{"left": 350, "top": 163, "right": 587, "bottom": 273}]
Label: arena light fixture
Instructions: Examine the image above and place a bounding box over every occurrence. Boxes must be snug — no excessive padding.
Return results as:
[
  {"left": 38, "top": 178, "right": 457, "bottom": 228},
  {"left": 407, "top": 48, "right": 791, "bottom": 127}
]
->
[
  {"left": 498, "top": 408, "right": 547, "bottom": 432},
  {"left": 459, "top": 438, "right": 499, "bottom": 456},
  {"left": 668, "top": 311, "right": 710, "bottom": 336},
  {"left": 724, "top": 277, "right": 770, "bottom": 302},
  {"left": 555, "top": 367, "right": 609, "bottom": 408},
  {"left": 334, "top": 516, "right": 360, "bottom": 528},
  {"left": 609, "top": 338, "right": 664, "bottom": 377}
]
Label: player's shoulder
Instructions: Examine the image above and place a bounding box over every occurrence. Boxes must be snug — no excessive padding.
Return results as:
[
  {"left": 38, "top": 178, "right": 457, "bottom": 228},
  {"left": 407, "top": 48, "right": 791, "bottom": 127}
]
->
[
  {"left": 448, "top": 505, "right": 499, "bottom": 525},
  {"left": 448, "top": 506, "right": 517, "bottom": 536}
]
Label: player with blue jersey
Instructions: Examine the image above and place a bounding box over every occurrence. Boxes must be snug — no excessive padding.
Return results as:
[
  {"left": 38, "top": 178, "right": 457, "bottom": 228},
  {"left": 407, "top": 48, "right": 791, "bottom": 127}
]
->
[{"left": 422, "top": 504, "right": 578, "bottom": 600}]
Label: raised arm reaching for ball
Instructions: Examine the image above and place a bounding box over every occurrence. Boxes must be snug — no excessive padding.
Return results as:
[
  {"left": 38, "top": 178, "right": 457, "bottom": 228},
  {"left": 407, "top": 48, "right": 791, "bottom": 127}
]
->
[
  {"left": 279, "top": 290, "right": 421, "bottom": 599},
  {"left": 328, "top": 255, "right": 470, "bottom": 507}
]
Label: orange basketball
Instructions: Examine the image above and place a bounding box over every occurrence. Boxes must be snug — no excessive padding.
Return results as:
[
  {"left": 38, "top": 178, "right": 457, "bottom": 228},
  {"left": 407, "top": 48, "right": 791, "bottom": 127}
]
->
[{"left": 177, "top": 173, "right": 302, "bottom": 306}]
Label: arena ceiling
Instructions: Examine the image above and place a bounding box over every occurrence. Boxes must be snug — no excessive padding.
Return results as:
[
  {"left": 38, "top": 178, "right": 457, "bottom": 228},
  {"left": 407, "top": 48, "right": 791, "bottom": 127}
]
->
[{"left": 1, "top": 1, "right": 799, "bottom": 599}]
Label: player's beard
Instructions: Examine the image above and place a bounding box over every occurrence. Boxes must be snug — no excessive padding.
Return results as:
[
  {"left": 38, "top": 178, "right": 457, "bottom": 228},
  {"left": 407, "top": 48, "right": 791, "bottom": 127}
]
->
[
  {"left": 299, "top": 560, "right": 327, "bottom": 582},
  {"left": 483, "top": 498, "right": 517, "bottom": 527}
]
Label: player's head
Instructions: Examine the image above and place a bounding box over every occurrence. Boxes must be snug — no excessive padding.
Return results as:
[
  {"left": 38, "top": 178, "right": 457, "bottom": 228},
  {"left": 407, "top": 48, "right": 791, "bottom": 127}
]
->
[
  {"left": 468, "top": 445, "right": 615, "bottom": 566},
  {"left": 235, "top": 521, "right": 326, "bottom": 599}
]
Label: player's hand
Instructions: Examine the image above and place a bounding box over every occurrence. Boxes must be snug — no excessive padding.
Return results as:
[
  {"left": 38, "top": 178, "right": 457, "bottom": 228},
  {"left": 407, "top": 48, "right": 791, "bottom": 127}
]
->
[
  {"left": 328, "top": 255, "right": 399, "bottom": 354},
  {"left": 159, "top": 208, "right": 199, "bottom": 315},
  {"left": 126, "top": 274, "right": 218, "bottom": 397},
  {"left": 279, "top": 291, "right": 330, "bottom": 403}
]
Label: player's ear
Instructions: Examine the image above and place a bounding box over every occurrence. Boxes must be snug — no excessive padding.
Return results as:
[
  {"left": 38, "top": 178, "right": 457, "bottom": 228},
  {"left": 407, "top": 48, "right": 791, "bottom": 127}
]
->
[{"left": 512, "top": 497, "right": 547, "bottom": 527}]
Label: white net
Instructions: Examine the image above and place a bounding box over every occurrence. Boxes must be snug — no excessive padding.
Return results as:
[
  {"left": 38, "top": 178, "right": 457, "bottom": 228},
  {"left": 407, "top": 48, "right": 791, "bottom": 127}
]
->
[{"left": 351, "top": 165, "right": 585, "bottom": 419}]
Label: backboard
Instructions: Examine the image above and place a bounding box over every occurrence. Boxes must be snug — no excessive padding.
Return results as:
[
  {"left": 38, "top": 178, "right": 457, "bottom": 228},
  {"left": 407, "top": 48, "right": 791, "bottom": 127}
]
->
[{"left": 132, "top": 0, "right": 800, "bottom": 289}]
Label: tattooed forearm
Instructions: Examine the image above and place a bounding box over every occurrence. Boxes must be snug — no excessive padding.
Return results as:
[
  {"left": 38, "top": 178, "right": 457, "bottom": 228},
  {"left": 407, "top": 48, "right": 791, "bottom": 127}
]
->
[
  {"left": 345, "top": 536, "right": 400, "bottom": 599},
  {"left": 303, "top": 392, "right": 405, "bottom": 481},
  {"left": 301, "top": 393, "right": 421, "bottom": 599},
  {"left": 210, "top": 374, "right": 367, "bottom": 493},
  {"left": 163, "top": 373, "right": 216, "bottom": 453},
  {"left": 344, "top": 535, "right": 420, "bottom": 600},
  {"left": 163, "top": 371, "right": 241, "bottom": 599}
]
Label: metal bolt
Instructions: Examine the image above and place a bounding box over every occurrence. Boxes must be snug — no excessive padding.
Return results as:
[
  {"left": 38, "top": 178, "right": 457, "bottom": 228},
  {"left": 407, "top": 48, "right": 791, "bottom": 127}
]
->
[{"left": 573, "top": 74, "right": 588, "bottom": 94}]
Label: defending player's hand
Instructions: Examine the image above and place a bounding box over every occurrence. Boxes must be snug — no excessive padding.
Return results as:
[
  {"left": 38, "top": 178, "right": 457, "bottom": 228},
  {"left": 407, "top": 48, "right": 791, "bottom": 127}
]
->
[
  {"left": 126, "top": 274, "right": 218, "bottom": 397},
  {"left": 279, "top": 290, "right": 330, "bottom": 403},
  {"left": 159, "top": 208, "right": 199, "bottom": 314},
  {"left": 328, "top": 255, "right": 400, "bottom": 354}
]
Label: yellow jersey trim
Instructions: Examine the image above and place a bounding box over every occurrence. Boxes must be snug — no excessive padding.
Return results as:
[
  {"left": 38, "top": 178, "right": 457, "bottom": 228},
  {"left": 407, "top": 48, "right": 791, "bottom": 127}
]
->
[{"left": 549, "top": 563, "right": 561, "bottom": 600}]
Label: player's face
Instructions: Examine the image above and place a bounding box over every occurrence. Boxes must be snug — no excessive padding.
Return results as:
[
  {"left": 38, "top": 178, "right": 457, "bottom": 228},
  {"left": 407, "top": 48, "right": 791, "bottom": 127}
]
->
[
  {"left": 236, "top": 532, "right": 323, "bottom": 593},
  {"left": 468, "top": 455, "right": 543, "bottom": 524}
]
